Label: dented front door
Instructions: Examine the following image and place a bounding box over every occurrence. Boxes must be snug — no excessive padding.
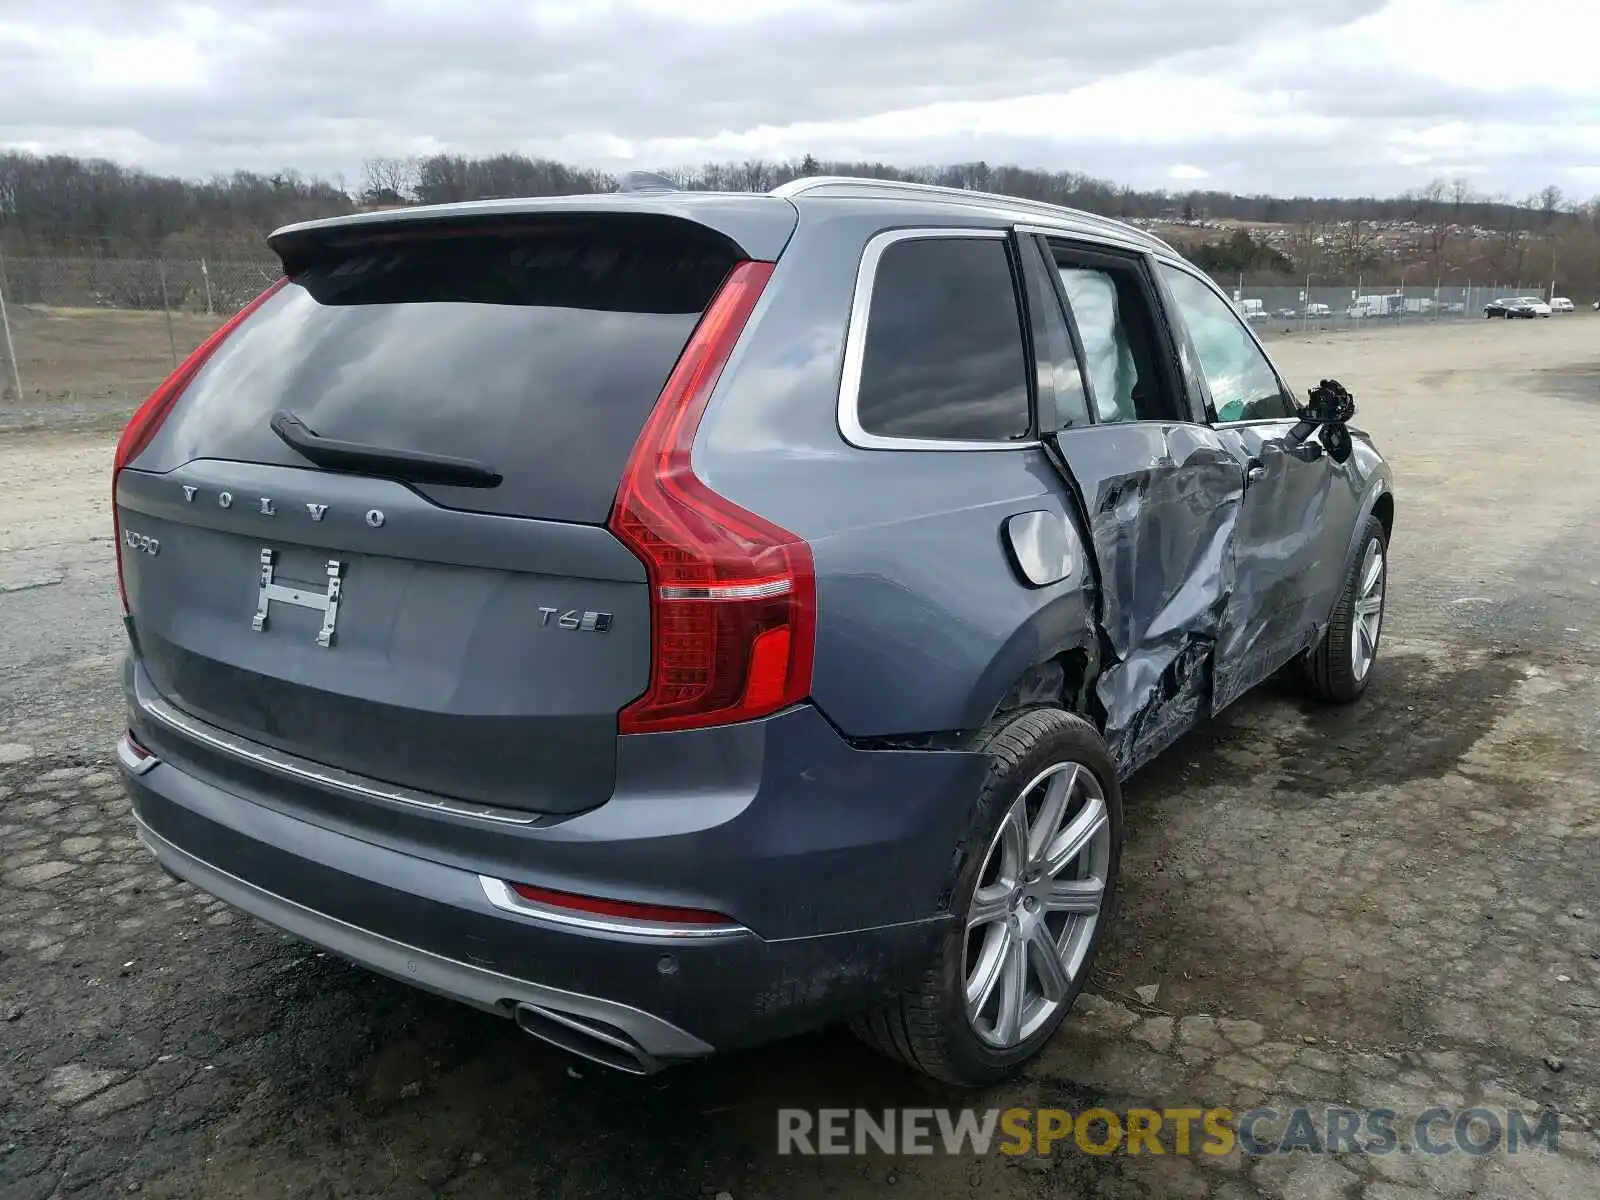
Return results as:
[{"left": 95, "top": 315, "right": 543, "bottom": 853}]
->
[
  {"left": 1149, "top": 261, "right": 1356, "bottom": 713},
  {"left": 1207, "top": 421, "right": 1349, "bottom": 712},
  {"left": 1024, "top": 232, "right": 1252, "bottom": 778}
]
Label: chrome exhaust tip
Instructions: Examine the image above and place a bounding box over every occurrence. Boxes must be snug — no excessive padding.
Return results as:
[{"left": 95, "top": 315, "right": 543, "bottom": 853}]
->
[{"left": 512, "top": 1002, "right": 662, "bottom": 1076}]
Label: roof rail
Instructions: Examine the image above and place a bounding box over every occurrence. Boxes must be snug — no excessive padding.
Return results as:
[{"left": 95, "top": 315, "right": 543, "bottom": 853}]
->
[{"left": 770, "top": 176, "right": 1175, "bottom": 253}]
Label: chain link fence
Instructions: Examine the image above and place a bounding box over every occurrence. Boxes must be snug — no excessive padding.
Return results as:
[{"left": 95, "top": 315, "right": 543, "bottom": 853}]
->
[
  {"left": 0, "top": 256, "right": 281, "bottom": 317},
  {"left": 1221, "top": 280, "right": 1564, "bottom": 337},
  {"left": 0, "top": 257, "right": 1580, "bottom": 429},
  {"left": 0, "top": 257, "right": 280, "bottom": 430}
]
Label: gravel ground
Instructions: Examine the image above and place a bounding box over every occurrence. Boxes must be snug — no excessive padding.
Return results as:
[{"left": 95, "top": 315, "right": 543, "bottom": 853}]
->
[{"left": 2, "top": 316, "right": 1599, "bottom": 1198}]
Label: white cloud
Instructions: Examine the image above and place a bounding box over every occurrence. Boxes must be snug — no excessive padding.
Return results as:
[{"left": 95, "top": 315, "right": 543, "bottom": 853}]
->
[{"left": 1, "top": 0, "right": 1597, "bottom": 197}]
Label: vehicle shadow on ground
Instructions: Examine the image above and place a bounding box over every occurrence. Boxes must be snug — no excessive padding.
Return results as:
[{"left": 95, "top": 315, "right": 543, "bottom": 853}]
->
[
  {"left": 101, "top": 645, "right": 1539, "bottom": 1198},
  {"left": 124, "top": 697, "right": 1273, "bottom": 1196},
  {"left": 136, "top": 958, "right": 998, "bottom": 1198}
]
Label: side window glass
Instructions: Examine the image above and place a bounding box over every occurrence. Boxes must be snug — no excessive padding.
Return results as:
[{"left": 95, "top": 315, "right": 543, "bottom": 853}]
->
[
  {"left": 1021, "top": 238, "right": 1091, "bottom": 431},
  {"left": 856, "top": 236, "right": 1031, "bottom": 442},
  {"left": 1058, "top": 267, "right": 1140, "bottom": 424},
  {"left": 1159, "top": 265, "right": 1293, "bottom": 422},
  {"left": 1052, "top": 354, "right": 1092, "bottom": 430}
]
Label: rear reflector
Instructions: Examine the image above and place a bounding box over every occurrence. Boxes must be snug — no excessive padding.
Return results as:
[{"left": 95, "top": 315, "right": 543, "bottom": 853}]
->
[
  {"left": 607, "top": 260, "right": 817, "bottom": 734},
  {"left": 116, "top": 730, "right": 158, "bottom": 775},
  {"left": 112, "top": 277, "right": 288, "bottom": 614},
  {"left": 506, "top": 882, "right": 737, "bottom": 927}
]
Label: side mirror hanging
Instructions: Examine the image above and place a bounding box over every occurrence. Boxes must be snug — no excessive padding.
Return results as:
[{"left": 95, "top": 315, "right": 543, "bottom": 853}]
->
[
  {"left": 1282, "top": 379, "right": 1356, "bottom": 464},
  {"left": 1301, "top": 378, "right": 1356, "bottom": 425}
]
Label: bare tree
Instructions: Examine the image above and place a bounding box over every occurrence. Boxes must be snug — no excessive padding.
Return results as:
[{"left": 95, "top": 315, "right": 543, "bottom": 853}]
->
[
  {"left": 1406, "top": 179, "right": 1455, "bottom": 265},
  {"left": 1538, "top": 185, "right": 1565, "bottom": 227},
  {"left": 5, "top": 146, "right": 1600, "bottom": 299},
  {"left": 360, "top": 157, "right": 417, "bottom": 206},
  {"left": 1288, "top": 219, "right": 1339, "bottom": 276},
  {"left": 1330, "top": 214, "right": 1381, "bottom": 276}
]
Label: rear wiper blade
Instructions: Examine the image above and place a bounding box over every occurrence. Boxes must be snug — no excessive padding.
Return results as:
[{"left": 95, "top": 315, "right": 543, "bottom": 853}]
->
[{"left": 269, "top": 410, "right": 502, "bottom": 489}]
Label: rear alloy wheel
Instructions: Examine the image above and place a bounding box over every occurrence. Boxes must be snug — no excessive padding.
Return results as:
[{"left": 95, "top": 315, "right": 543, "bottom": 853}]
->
[
  {"left": 962, "top": 760, "right": 1112, "bottom": 1049},
  {"left": 851, "top": 708, "right": 1121, "bottom": 1086},
  {"left": 1301, "top": 514, "right": 1388, "bottom": 702}
]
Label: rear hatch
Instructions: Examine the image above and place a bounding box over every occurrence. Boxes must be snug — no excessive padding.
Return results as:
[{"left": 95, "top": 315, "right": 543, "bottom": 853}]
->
[{"left": 115, "top": 209, "right": 783, "bottom": 815}]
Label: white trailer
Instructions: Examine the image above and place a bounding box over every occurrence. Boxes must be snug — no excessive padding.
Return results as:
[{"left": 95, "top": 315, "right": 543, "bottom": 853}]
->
[{"left": 1346, "top": 293, "right": 1404, "bottom": 318}]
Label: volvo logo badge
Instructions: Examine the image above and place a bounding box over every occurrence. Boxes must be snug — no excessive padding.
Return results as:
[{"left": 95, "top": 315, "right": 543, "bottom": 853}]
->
[{"left": 175, "top": 484, "right": 384, "bottom": 530}]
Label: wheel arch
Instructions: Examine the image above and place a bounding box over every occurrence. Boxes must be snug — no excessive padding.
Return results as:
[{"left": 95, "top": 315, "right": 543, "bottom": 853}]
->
[
  {"left": 1322, "top": 476, "right": 1393, "bottom": 631},
  {"left": 985, "top": 646, "right": 1099, "bottom": 727},
  {"left": 964, "top": 596, "right": 1104, "bottom": 734},
  {"left": 1371, "top": 489, "right": 1394, "bottom": 542}
]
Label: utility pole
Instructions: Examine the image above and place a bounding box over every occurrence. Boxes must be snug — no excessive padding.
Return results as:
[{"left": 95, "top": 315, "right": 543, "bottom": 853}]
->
[
  {"left": 0, "top": 242, "right": 21, "bottom": 403},
  {"left": 157, "top": 260, "right": 178, "bottom": 369}
]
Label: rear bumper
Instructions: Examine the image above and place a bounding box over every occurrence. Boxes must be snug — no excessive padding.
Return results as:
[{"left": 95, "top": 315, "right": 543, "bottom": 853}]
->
[
  {"left": 132, "top": 810, "right": 711, "bottom": 1067},
  {"left": 118, "top": 659, "right": 987, "bottom": 1060}
]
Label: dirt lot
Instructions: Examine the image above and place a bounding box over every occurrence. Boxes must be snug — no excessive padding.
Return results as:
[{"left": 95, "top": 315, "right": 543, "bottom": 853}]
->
[
  {"left": 0, "top": 307, "right": 226, "bottom": 434},
  {"left": 2, "top": 316, "right": 1599, "bottom": 1199}
]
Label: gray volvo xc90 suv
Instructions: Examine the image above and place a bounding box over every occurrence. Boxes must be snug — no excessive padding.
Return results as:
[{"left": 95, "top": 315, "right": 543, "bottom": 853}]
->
[{"left": 114, "top": 176, "right": 1393, "bottom": 1086}]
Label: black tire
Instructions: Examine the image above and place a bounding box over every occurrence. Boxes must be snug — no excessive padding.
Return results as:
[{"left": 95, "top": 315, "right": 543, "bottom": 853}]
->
[
  {"left": 850, "top": 707, "right": 1122, "bottom": 1087},
  {"left": 1300, "top": 514, "right": 1388, "bottom": 703}
]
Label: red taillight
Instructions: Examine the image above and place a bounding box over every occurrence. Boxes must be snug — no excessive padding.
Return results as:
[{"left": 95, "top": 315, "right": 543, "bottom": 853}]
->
[
  {"left": 607, "top": 260, "right": 816, "bottom": 734},
  {"left": 112, "top": 277, "right": 288, "bottom": 613},
  {"left": 508, "top": 882, "right": 735, "bottom": 926}
]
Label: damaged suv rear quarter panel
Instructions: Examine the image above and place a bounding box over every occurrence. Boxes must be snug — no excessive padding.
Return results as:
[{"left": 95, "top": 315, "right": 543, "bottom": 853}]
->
[
  {"left": 695, "top": 203, "right": 1105, "bottom": 744},
  {"left": 698, "top": 198, "right": 1389, "bottom": 785}
]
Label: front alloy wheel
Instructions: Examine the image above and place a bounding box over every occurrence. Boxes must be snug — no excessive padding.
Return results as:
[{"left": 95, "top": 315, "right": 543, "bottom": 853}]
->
[
  {"left": 1301, "top": 514, "right": 1388, "bottom": 702},
  {"left": 1350, "top": 537, "right": 1385, "bottom": 684}
]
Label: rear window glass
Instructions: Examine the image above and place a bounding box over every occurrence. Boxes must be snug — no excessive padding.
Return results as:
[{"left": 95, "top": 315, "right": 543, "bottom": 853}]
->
[
  {"left": 150, "top": 227, "right": 738, "bottom": 524},
  {"left": 855, "top": 237, "right": 1031, "bottom": 442}
]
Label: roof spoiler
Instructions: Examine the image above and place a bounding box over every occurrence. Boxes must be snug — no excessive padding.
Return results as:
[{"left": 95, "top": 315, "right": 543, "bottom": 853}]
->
[{"left": 266, "top": 194, "right": 799, "bottom": 274}]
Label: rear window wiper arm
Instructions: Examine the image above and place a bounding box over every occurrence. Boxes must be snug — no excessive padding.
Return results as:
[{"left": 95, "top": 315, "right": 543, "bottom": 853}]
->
[{"left": 270, "top": 410, "right": 502, "bottom": 489}]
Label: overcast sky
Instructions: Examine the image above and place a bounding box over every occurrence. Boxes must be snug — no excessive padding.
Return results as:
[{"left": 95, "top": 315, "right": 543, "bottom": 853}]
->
[{"left": 2, "top": 0, "right": 1597, "bottom": 199}]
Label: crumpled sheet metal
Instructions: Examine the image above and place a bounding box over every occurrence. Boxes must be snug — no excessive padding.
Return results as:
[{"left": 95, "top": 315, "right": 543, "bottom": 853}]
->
[
  {"left": 1209, "top": 443, "right": 1324, "bottom": 714},
  {"left": 1085, "top": 439, "right": 1243, "bottom": 776}
]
